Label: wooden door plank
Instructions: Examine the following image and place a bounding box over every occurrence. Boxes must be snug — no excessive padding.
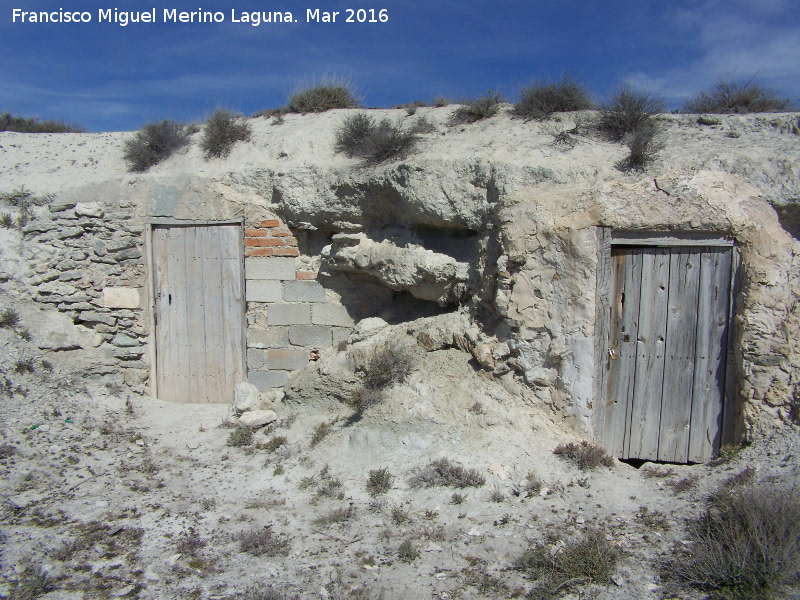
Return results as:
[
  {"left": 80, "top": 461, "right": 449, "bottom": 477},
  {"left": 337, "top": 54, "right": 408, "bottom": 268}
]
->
[
  {"left": 626, "top": 247, "right": 670, "bottom": 460},
  {"left": 687, "top": 247, "right": 732, "bottom": 461},
  {"left": 201, "top": 227, "right": 224, "bottom": 403},
  {"left": 659, "top": 248, "right": 702, "bottom": 462},
  {"left": 604, "top": 247, "right": 642, "bottom": 456},
  {"left": 153, "top": 228, "right": 173, "bottom": 402},
  {"left": 722, "top": 249, "right": 740, "bottom": 447},
  {"left": 219, "top": 225, "right": 245, "bottom": 403},
  {"left": 592, "top": 228, "right": 611, "bottom": 448},
  {"left": 186, "top": 227, "right": 209, "bottom": 403},
  {"left": 170, "top": 227, "right": 192, "bottom": 402}
]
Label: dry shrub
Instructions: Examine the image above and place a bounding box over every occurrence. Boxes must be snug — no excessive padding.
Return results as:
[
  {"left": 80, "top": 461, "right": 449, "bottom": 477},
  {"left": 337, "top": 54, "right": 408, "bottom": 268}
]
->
[
  {"left": 122, "top": 119, "right": 190, "bottom": 172},
  {"left": 345, "top": 345, "right": 417, "bottom": 416},
  {"left": 553, "top": 441, "right": 614, "bottom": 470},
  {"left": 513, "top": 76, "right": 594, "bottom": 121},
  {"left": 685, "top": 79, "right": 791, "bottom": 114},
  {"left": 397, "top": 539, "right": 419, "bottom": 563},
  {"left": 8, "top": 563, "right": 54, "bottom": 600},
  {"left": 667, "top": 473, "right": 700, "bottom": 495},
  {"left": 243, "top": 587, "right": 290, "bottom": 600},
  {"left": 176, "top": 528, "right": 207, "bottom": 556},
  {"left": 0, "top": 112, "right": 85, "bottom": 133},
  {"left": 288, "top": 79, "right": 358, "bottom": 113},
  {"left": 237, "top": 525, "right": 290, "bottom": 557},
  {"left": 0, "top": 308, "right": 20, "bottom": 328},
  {"left": 598, "top": 86, "right": 665, "bottom": 141},
  {"left": 227, "top": 424, "right": 254, "bottom": 447},
  {"left": 622, "top": 122, "right": 665, "bottom": 170},
  {"left": 334, "top": 113, "right": 418, "bottom": 166},
  {"left": 409, "top": 457, "right": 485, "bottom": 489},
  {"left": 515, "top": 529, "right": 618, "bottom": 598},
  {"left": 366, "top": 467, "right": 394, "bottom": 497},
  {"left": 664, "top": 482, "right": 800, "bottom": 599},
  {"left": 200, "top": 109, "right": 251, "bottom": 159},
  {"left": 451, "top": 91, "right": 503, "bottom": 124}
]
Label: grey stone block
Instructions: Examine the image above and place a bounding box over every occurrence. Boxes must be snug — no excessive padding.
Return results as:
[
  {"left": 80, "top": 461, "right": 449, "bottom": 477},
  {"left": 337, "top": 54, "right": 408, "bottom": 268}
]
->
[
  {"left": 245, "top": 280, "right": 282, "bottom": 303},
  {"left": 79, "top": 311, "right": 117, "bottom": 326},
  {"left": 247, "top": 326, "right": 289, "bottom": 348},
  {"left": 245, "top": 257, "right": 296, "bottom": 281},
  {"left": 332, "top": 327, "right": 351, "bottom": 348},
  {"left": 284, "top": 280, "right": 326, "bottom": 302},
  {"left": 249, "top": 370, "right": 290, "bottom": 390},
  {"left": 268, "top": 348, "right": 309, "bottom": 370},
  {"left": 268, "top": 303, "right": 311, "bottom": 326},
  {"left": 312, "top": 304, "right": 355, "bottom": 327},
  {"left": 289, "top": 325, "right": 333, "bottom": 348},
  {"left": 247, "top": 348, "right": 270, "bottom": 370}
]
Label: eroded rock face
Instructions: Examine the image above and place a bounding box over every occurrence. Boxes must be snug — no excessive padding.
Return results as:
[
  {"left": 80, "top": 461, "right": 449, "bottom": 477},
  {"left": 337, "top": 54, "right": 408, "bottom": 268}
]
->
[
  {"left": 322, "top": 232, "right": 470, "bottom": 305},
  {"left": 2, "top": 109, "right": 799, "bottom": 440}
]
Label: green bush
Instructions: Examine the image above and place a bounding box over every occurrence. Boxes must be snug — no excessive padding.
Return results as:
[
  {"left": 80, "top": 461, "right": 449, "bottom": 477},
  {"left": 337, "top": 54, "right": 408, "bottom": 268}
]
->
[
  {"left": 598, "top": 86, "right": 665, "bottom": 141},
  {"left": 664, "top": 482, "right": 800, "bottom": 599},
  {"left": 288, "top": 79, "right": 358, "bottom": 113},
  {"left": 451, "top": 91, "right": 503, "bottom": 124},
  {"left": 0, "top": 112, "right": 85, "bottom": 133},
  {"left": 122, "top": 119, "right": 191, "bottom": 172},
  {"left": 200, "top": 109, "right": 251, "bottom": 159},
  {"left": 513, "top": 76, "right": 594, "bottom": 121},
  {"left": 335, "top": 113, "right": 419, "bottom": 166},
  {"left": 685, "top": 79, "right": 792, "bottom": 114}
]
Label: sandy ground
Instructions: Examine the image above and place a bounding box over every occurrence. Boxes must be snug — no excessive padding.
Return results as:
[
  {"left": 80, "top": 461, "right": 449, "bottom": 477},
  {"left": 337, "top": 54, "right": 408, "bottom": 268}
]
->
[{"left": 1, "top": 323, "right": 799, "bottom": 599}]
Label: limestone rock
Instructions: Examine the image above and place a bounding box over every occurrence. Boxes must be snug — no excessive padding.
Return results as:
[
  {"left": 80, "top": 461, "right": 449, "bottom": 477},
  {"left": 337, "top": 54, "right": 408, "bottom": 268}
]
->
[
  {"left": 324, "top": 234, "right": 470, "bottom": 305},
  {"left": 239, "top": 409, "right": 278, "bottom": 428},
  {"left": 234, "top": 382, "right": 260, "bottom": 413}
]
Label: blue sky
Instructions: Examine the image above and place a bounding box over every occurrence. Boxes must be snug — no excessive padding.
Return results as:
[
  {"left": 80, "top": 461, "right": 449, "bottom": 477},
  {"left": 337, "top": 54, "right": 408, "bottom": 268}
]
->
[{"left": 2, "top": 0, "right": 798, "bottom": 131}]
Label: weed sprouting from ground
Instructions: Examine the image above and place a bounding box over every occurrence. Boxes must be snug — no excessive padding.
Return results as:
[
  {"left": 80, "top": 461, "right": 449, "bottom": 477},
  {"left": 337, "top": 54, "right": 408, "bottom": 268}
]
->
[
  {"left": 409, "top": 457, "right": 486, "bottom": 489},
  {"left": 663, "top": 482, "right": 800, "bottom": 599},
  {"left": 389, "top": 503, "right": 410, "bottom": 525},
  {"left": 176, "top": 527, "right": 207, "bottom": 556},
  {"left": 345, "top": 345, "right": 417, "bottom": 417},
  {"left": 451, "top": 91, "right": 503, "bottom": 124},
  {"left": 667, "top": 473, "right": 699, "bottom": 495},
  {"left": 366, "top": 467, "right": 394, "bottom": 497},
  {"left": 122, "top": 119, "right": 191, "bottom": 172},
  {"left": 263, "top": 436, "right": 287, "bottom": 453},
  {"left": 685, "top": 79, "right": 792, "bottom": 114},
  {"left": 553, "top": 441, "right": 614, "bottom": 470},
  {"left": 397, "top": 539, "right": 419, "bottom": 562},
  {"left": 313, "top": 505, "right": 355, "bottom": 527},
  {"left": 200, "top": 109, "right": 251, "bottom": 159},
  {"left": 310, "top": 419, "right": 337, "bottom": 448},
  {"left": 515, "top": 529, "right": 618, "bottom": 598},
  {"left": 513, "top": 76, "right": 594, "bottom": 121},
  {"left": 335, "top": 113, "right": 418, "bottom": 166},
  {"left": 0, "top": 308, "right": 20, "bottom": 328},
  {"left": 236, "top": 525, "right": 290, "bottom": 557}
]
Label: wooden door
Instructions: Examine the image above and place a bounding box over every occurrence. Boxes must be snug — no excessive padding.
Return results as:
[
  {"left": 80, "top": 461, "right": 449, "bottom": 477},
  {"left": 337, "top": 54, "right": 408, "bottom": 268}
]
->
[
  {"left": 152, "top": 224, "right": 244, "bottom": 403},
  {"left": 599, "top": 245, "right": 733, "bottom": 462}
]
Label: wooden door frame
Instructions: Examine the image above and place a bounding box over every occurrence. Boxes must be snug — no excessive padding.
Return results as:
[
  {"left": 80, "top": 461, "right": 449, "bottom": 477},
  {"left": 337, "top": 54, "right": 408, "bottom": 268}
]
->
[
  {"left": 144, "top": 219, "right": 246, "bottom": 400},
  {"left": 592, "top": 228, "right": 741, "bottom": 459}
]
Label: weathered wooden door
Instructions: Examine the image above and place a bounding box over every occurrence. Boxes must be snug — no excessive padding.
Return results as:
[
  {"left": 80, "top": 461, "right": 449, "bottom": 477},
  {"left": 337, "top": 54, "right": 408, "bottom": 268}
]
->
[
  {"left": 599, "top": 244, "right": 734, "bottom": 462},
  {"left": 152, "top": 224, "right": 245, "bottom": 403}
]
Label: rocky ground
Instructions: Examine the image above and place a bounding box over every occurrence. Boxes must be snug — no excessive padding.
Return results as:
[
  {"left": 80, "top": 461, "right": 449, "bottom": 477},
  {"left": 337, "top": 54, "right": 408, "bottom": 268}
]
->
[{"left": 1, "top": 315, "right": 799, "bottom": 600}]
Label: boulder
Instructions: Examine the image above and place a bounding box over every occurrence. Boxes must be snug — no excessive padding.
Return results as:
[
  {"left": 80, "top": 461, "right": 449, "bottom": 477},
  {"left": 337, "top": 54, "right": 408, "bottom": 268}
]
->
[
  {"left": 233, "top": 382, "right": 260, "bottom": 413},
  {"left": 239, "top": 409, "right": 278, "bottom": 428}
]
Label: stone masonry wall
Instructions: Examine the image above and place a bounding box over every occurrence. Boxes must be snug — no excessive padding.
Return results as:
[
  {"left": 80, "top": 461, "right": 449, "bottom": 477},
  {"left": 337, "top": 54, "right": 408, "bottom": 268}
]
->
[
  {"left": 22, "top": 198, "right": 148, "bottom": 391},
  {"left": 244, "top": 218, "right": 354, "bottom": 391}
]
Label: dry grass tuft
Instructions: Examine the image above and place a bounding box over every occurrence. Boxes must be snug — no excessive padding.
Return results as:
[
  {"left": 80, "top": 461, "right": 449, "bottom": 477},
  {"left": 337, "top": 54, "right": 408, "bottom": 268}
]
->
[
  {"left": 288, "top": 78, "right": 358, "bottom": 113},
  {"left": 685, "top": 79, "right": 792, "bottom": 114},
  {"left": 409, "top": 457, "right": 486, "bottom": 489},
  {"left": 1, "top": 112, "right": 85, "bottom": 133},
  {"left": 664, "top": 482, "right": 800, "bottom": 599},
  {"left": 200, "top": 109, "right": 251, "bottom": 159},
  {"left": 122, "top": 119, "right": 191, "bottom": 172},
  {"left": 553, "top": 441, "right": 614, "bottom": 470},
  {"left": 516, "top": 528, "right": 618, "bottom": 598},
  {"left": 335, "top": 113, "right": 418, "bottom": 166},
  {"left": 366, "top": 467, "right": 394, "bottom": 497},
  {"left": 237, "top": 525, "right": 290, "bottom": 557},
  {"left": 451, "top": 91, "right": 503, "bottom": 124},
  {"left": 513, "top": 76, "right": 594, "bottom": 121}
]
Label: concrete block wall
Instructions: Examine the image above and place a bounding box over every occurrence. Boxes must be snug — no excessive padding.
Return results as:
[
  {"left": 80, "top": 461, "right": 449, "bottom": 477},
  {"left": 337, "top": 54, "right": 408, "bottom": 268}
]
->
[{"left": 244, "top": 218, "right": 354, "bottom": 390}]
